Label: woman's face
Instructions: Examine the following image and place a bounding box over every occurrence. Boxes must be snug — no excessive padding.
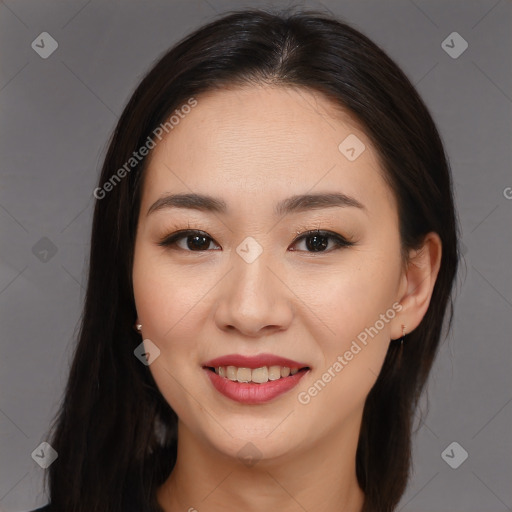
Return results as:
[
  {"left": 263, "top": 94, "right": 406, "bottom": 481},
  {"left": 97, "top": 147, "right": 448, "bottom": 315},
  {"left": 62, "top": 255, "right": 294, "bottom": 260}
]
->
[{"left": 132, "top": 85, "right": 407, "bottom": 463}]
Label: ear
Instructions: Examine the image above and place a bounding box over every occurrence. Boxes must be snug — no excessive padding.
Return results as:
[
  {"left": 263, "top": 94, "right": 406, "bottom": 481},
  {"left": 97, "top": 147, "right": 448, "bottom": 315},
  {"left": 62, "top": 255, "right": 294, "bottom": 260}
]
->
[{"left": 391, "top": 232, "right": 442, "bottom": 339}]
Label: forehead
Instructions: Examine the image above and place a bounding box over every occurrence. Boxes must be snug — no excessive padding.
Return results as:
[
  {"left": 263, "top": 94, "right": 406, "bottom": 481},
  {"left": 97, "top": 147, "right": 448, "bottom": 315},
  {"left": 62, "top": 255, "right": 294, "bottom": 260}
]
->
[{"left": 140, "top": 85, "right": 395, "bottom": 219}]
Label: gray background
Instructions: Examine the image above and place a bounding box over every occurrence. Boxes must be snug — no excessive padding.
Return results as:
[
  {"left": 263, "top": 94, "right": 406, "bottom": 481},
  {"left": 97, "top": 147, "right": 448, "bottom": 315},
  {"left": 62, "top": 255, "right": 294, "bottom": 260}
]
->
[{"left": 0, "top": 0, "right": 511, "bottom": 511}]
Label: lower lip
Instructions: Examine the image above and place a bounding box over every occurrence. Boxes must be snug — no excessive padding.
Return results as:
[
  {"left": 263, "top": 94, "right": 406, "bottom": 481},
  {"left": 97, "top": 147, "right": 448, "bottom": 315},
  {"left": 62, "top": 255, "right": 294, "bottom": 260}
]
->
[{"left": 203, "top": 367, "right": 310, "bottom": 404}]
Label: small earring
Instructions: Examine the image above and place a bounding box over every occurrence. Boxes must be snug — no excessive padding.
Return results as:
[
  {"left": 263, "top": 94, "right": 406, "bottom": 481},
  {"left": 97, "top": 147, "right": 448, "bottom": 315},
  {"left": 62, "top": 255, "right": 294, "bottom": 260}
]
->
[
  {"left": 400, "top": 324, "right": 406, "bottom": 346},
  {"left": 135, "top": 323, "right": 142, "bottom": 332},
  {"left": 397, "top": 324, "right": 406, "bottom": 369}
]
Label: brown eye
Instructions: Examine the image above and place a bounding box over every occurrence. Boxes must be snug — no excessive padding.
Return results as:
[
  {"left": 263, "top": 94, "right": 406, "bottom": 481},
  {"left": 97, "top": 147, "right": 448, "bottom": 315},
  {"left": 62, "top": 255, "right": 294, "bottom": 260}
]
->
[
  {"left": 158, "top": 230, "right": 220, "bottom": 251},
  {"left": 290, "top": 230, "right": 354, "bottom": 253}
]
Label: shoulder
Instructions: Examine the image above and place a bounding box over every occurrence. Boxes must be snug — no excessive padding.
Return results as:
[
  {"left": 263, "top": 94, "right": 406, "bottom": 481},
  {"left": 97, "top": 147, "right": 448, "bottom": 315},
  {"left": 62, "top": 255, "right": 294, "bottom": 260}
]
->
[{"left": 27, "top": 506, "right": 52, "bottom": 512}]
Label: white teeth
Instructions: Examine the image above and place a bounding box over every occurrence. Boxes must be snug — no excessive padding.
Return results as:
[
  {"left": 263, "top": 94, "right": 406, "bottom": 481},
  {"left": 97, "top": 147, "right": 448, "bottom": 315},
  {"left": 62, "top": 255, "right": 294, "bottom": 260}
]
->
[
  {"left": 268, "top": 366, "right": 282, "bottom": 380},
  {"left": 226, "top": 366, "right": 238, "bottom": 381},
  {"left": 212, "top": 365, "right": 305, "bottom": 384},
  {"left": 251, "top": 367, "right": 268, "bottom": 383},
  {"left": 236, "top": 367, "right": 251, "bottom": 383}
]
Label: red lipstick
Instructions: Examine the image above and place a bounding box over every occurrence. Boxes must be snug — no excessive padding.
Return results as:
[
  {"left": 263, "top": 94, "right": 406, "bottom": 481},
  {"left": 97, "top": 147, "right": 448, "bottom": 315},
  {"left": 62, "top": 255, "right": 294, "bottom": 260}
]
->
[
  {"left": 202, "top": 353, "right": 310, "bottom": 370},
  {"left": 201, "top": 353, "right": 311, "bottom": 405}
]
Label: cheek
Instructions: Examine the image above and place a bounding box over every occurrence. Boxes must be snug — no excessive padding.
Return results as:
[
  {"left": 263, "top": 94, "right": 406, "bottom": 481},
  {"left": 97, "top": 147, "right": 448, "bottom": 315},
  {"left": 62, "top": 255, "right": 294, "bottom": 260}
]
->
[
  {"left": 294, "top": 251, "right": 400, "bottom": 402},
  {"left": 300, "top": 253, "right": 399, "bottom": 340},
  {"left": 294, "top": 274, "right": 396, "bottom": 435},
  {"left": 132, "top": 245, "right": 213, "bottom": 341},
  {"left": 132, "top": 250, "right": 214, "bottom": 421}
]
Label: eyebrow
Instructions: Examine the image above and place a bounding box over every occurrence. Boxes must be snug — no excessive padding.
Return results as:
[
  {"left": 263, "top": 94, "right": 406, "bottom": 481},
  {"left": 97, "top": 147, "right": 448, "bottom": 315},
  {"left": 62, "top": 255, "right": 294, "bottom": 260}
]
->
[{"left": 146, "top": 192, "right": 365, "bottom": 217}]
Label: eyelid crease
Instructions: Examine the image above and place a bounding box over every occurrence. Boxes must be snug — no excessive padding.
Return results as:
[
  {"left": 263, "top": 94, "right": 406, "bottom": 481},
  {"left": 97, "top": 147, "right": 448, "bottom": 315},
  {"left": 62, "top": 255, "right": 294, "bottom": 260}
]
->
[
  {"left": 293, "top": 221, "right": 324, "bottom": 237},
  {"left": 291, "top": 222, "right": 356, "bottom": 243}
]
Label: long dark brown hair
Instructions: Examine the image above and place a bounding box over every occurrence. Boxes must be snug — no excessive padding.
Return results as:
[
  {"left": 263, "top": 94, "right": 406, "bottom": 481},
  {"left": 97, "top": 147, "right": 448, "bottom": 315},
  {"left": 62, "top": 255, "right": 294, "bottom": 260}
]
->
[{"left": 43, "top": 7, "right": 459, "bottom": 512}]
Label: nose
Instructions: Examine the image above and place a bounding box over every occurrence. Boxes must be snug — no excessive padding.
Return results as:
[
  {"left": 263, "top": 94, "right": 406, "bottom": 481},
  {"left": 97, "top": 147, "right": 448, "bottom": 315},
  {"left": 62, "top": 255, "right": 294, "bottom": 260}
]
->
[{"left": 214, "top": 250, "right": 293, "bottom": 338}]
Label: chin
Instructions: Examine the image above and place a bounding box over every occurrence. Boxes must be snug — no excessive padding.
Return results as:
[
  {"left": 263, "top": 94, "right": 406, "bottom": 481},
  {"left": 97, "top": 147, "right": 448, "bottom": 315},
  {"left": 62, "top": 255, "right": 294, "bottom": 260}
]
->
[{"left": 200, "top": 423, "right": 304, "bottom": 464}]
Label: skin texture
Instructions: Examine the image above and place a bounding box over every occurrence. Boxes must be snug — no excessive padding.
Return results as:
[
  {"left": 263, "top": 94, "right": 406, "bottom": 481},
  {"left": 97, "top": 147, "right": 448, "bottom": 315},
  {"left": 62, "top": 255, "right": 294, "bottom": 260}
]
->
[{"left": 132, "top": 85, "right": 442, "bottom": 512}]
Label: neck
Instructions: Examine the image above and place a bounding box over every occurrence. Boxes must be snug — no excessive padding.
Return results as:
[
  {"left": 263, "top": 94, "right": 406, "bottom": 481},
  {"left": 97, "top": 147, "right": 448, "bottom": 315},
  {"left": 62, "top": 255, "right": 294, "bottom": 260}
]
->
[{"left": 157, "top": 413, "right": 365, "bottom": 512}]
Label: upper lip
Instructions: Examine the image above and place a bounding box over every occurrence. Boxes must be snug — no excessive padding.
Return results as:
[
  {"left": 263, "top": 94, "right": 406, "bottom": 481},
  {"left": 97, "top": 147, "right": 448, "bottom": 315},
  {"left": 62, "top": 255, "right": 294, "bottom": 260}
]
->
[{"left": 202, "top": 353, "right": 311, "bottom": 370}]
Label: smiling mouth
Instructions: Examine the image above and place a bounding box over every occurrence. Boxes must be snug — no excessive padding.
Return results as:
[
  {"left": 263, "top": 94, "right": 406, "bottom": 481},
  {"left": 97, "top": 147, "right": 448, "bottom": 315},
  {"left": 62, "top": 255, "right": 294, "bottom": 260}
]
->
[{"left": 203, "top": 365, "right": 310, "bottom": 384}]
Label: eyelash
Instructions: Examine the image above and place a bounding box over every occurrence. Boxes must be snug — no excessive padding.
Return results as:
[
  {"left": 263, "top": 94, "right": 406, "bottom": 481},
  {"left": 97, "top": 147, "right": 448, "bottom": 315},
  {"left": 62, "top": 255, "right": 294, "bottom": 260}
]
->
[{"left": 157, "top": 223, "right": 355, "bottom": 254}]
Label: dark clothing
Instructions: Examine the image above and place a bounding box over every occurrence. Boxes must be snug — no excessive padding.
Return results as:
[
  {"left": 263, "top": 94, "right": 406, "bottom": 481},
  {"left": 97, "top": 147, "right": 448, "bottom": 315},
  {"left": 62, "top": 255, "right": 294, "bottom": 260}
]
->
[
  {"left": 28, "top": 505, "right": 143, "bottom": 512},
  {"left": 29, "top": 502, "right": 144, "bottom": 511}
]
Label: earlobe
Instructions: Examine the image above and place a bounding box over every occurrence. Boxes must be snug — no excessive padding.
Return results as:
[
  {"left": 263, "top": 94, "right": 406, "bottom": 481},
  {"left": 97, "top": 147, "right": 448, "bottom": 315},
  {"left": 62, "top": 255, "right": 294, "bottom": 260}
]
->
[{"left": 393, "top": 232, "right": 442, "bottom": 337}]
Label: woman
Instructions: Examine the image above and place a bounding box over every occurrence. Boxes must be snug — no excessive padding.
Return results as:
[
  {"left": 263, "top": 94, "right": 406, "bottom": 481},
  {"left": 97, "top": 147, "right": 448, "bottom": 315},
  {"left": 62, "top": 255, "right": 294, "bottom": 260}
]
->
[{"left": 32, "top": 7, "right": 459, "bottom": 512}]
